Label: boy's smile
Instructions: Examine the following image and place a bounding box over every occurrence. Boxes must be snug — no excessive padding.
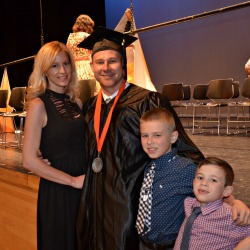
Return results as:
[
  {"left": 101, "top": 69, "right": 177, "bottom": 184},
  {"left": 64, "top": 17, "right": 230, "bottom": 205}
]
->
[{"left": 140, "top": 120, "right": 178, "bottom": 159}]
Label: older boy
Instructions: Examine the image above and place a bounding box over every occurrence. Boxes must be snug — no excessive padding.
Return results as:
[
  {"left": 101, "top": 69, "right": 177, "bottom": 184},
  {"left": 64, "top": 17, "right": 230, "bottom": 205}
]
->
[{"left": 136, "top": 108, "right": 198, "bottom": 249}]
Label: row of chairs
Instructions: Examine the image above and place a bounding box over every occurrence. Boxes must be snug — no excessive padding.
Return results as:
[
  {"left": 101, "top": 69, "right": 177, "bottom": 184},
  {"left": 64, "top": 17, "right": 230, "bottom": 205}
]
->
[
  {"left": 162, "top": 78, "right": 250, "bottom": 135},
  {"left": 0, "top": 87, "right": 26, "bottom": 148},
  {"left": 1, "top": 81, "right": 249, "bottom": 147}
]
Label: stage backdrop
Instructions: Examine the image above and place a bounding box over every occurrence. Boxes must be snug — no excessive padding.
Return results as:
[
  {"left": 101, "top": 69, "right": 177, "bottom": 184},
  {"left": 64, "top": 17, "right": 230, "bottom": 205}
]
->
[
  {"left": 0, "top": 0, "right": 105, "bottom": 89},
  {"left": 105, "top": 0, "right": 250, "bottom": 96}
]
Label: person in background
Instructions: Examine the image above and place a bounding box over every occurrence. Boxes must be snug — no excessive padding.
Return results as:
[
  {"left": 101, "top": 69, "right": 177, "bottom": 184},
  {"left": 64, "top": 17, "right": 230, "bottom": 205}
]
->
[
  {"left": 66, "top": 14, "right": 95, "bottom": 81},
  {"left": 22, "top": 41, "right": 88, "bottom": 250},
  {"left": 245, "top": 58, "right": 250, "bottom": 77},
  {"left": 66, "top": 14, "right": 99, "bottom": 98},
  {"left": 76, "top": 27, "right": 250, "bottom": 250},
  {"left": 174, "top": 157, "right": 250, "bottom": 250}
]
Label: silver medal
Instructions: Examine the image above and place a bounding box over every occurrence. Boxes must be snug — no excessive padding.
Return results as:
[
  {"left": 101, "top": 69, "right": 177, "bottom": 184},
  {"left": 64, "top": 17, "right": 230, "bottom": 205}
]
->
[{"left": 92, "top": 157, "right": 103, "bottom": 173}]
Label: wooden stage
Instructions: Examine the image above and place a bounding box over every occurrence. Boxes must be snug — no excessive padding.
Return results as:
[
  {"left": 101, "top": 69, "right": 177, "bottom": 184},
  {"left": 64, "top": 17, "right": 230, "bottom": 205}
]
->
[{"left": 0, "top": 128, "right": 249, "bottom": 249}]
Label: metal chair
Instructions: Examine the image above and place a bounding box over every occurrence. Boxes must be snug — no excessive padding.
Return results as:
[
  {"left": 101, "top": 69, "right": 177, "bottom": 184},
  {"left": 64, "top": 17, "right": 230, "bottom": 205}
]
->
[
  {"left": 232, "top": 81, "right": 240, "bottom": 99},
  {"left": 162, "top": 82, "right": 184, "bottom": 117},
  {"left": 226, "top": 81, "right": 241, "bottom": 134},
  {"left": 17, "top": 111, "right": 26, "bottom": 148},
  {"left": 191, "top": 84, "right": 210, "bottom": 134},
  {"left": 0, "top": 90, "right": 9, "bottom": 143},
  {"left": 183, "top": 85, "right": 191, "bottom": 101},
  {"left": 162, "top": 82, "right": 184, "bottom": 102},
  {"left": 205, "top": 78, "right": 234, "bottom": 135},
  {"left": 2, "top": 87, "right": 26, "bottom": 148},
  {"left": 227, "top": 78, "right": 250, "bottom": 134},
  {"left": 181, "top": 85, "right": 191, "bottom": 110},
  {"left": 179, "top": 85, "right": 191, "bottom": 126},
  {"left": 0, "top": 89, "right": 8, "bottom": 113}
]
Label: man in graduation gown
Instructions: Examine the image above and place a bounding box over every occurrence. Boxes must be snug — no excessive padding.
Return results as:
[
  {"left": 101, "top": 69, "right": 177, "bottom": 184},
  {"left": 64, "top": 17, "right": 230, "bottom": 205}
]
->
[{"left": 76, "top": 27, "right": 204, "bottom": 250}]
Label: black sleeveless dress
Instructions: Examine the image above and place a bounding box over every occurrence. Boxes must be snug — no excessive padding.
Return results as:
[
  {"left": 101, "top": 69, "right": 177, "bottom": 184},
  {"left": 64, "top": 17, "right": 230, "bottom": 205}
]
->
[{"left": 38, "top": 89, "right": 87, "bottom": 250}]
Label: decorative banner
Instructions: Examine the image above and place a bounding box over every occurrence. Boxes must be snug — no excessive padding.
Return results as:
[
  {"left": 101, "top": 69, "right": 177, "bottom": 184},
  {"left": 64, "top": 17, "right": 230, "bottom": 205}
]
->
[{"left": 115, "top": 10, "right": 156, "bottom": 91}]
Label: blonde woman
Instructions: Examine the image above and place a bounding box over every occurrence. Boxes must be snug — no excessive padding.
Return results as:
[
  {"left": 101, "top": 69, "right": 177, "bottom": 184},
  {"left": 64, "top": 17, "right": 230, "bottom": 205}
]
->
[{"left": 23, "top": 41, "right": 88, "bottom": 250}]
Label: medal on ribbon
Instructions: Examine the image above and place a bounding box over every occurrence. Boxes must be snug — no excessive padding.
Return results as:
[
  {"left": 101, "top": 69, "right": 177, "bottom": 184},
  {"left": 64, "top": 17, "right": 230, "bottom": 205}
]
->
[
  {"left": 93, "top": 81, "right": 126, "bottom": 173},
  {"left": 92, "top": 153, "right": 103, "bottom": 173}
]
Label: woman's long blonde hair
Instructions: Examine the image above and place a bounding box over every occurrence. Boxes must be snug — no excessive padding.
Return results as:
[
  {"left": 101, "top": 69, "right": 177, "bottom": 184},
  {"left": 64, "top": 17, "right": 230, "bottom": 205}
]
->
[{"left": 25, "top": 41, "right": 78, "bottom": 109}]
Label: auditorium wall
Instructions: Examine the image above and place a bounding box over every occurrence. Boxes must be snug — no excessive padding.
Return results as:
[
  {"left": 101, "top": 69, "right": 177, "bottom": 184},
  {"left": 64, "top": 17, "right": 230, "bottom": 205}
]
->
[{"left": 1, "top": 0, "right": 250, "bottom": 96}]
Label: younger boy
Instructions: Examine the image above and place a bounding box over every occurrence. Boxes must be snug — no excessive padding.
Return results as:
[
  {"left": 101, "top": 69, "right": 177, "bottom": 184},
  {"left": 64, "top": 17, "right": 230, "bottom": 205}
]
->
[
  {"left": 174, "top": 157, "right": 250, "bottom": 250},
  {"left": 136, "top": 108, "right": 198, "bottom": 249}
]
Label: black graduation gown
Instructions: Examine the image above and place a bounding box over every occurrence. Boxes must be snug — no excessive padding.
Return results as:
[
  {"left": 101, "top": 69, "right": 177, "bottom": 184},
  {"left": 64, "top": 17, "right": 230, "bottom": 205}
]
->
[{"left": 77, "top": 84, "right": 204, "bottom": 250}]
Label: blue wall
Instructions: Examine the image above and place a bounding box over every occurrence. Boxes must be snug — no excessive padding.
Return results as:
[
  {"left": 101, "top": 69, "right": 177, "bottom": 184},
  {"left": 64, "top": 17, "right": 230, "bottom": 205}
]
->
[{"left": 105, "top": 0, "right": 250, "bottom": 94}]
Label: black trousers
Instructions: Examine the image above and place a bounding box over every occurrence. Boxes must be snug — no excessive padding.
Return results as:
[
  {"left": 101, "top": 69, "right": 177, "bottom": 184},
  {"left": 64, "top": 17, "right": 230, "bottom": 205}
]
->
[{"left": 139, "top": 239, "right": 175, "bottom": 250}]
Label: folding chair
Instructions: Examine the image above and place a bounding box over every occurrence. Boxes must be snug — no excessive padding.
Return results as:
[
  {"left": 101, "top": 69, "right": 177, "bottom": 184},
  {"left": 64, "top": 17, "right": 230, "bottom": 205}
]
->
[
  {"left": 0, "top": 90, "right": 9, "bottom": 144},
  {"left": 227, "top": 78, "right": 250, "bottom": 134},
  {"left": 191, "top": 84, "right": 209, "bottom": 134},
  {"left": 206, "top": 79, "right": 234, "bottom": 135},
  {"left": 162, "top": 82, "right": 184, "bottom": 116},
  {"left": 2, "top": 87, "right": 26, "bottom": 148}
]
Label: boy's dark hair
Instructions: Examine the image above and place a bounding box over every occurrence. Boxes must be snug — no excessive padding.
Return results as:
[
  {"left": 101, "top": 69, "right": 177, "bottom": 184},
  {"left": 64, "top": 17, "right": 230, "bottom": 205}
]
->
[
  {"left": 197, "top": 157, "right": 234, "bottom": 186},
  {"left": 140, "top": 108, "right": 176, "bottom": 132}
]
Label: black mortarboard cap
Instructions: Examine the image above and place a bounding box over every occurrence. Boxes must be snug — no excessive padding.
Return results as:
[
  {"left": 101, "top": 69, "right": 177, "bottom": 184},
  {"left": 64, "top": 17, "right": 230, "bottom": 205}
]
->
[{"left": 78, "top": 26, "right": 137, "bottom": 56}]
